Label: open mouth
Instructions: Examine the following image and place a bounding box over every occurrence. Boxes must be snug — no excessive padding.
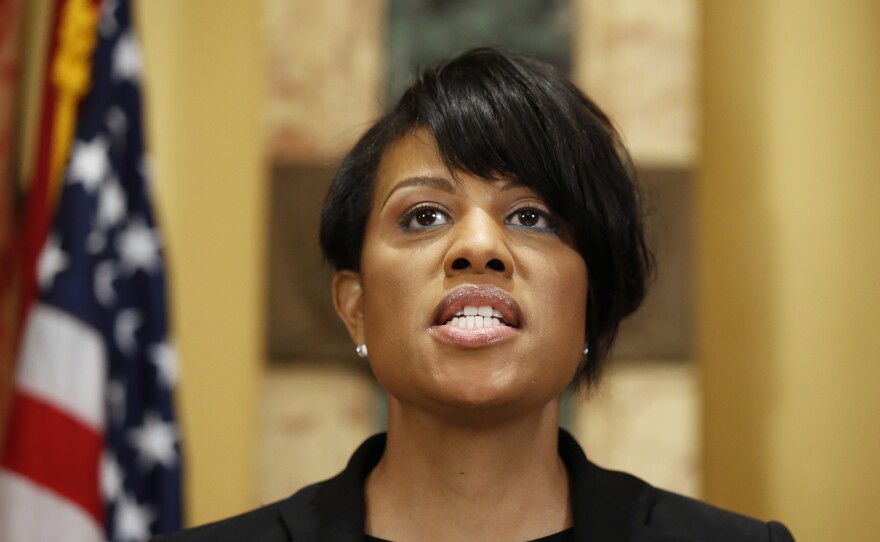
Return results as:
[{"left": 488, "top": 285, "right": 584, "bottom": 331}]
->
[{"left": 431, "top": 284, "right": 522, "bottom": 330}]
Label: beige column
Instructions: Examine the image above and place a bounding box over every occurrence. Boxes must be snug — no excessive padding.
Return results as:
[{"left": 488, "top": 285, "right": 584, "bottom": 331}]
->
[
  {"left": 699, "top": 2, "right": 880, "bottom": 540},
  {"left": 137, "top": 1, "right": 266, "bottom": 526}
]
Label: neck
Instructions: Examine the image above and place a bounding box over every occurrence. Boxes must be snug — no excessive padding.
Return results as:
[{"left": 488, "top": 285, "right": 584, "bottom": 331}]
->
[{"left": 365, "top": 398, "right": 572, "bottom": 542}]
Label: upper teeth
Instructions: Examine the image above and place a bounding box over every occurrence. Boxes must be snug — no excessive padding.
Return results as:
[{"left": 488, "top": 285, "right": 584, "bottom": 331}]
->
[{"left": 446, "top": 305, "right": 506, "bottom": 328}]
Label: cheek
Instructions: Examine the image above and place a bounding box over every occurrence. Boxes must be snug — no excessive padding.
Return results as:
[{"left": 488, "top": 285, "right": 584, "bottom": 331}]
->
[
  {"left": 357, "top": 240, "right": 445, "bottom": 399},
  {"left": 358, "top": 240, "right": 438, "bottom": 350},
  {"left": 543, "top": 253, "right": 588, "bottom": 389},
  {"left": 529, "top": 249, "right": 588, "bottom": 354}
]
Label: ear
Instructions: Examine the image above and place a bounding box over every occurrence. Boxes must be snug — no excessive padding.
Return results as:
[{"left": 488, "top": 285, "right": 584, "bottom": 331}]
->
[{"left": 332, "top": 270, "right": 364, "bottom": 345}]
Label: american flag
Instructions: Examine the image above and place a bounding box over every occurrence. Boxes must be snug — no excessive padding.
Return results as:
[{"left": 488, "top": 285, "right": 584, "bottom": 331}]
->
[{"left": 0, "top": 1, "right": 183, "bottom": 540}]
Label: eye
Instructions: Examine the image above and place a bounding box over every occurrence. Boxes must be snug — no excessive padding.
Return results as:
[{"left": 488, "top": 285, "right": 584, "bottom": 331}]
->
[
  {"left": 506, "top": 206, "right": 558, "bottom": 232},
  {"left": 400, "top": 204, "right": 451, "bottom": 231}
]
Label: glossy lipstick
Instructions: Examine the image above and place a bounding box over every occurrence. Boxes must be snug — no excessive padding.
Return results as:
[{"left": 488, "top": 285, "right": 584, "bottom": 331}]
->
[{"left": 428, "top": 285, "right": 522, "bottom": 348}]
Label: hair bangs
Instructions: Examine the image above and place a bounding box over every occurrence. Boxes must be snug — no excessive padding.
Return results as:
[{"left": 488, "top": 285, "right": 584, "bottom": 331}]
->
[{"left": 399, "top": 51, "right": 578, "bottom": 220}]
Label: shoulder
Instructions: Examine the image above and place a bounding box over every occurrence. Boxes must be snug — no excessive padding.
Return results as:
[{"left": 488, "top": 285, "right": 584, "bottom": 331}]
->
[
  {"left": 152, "top": 435, "right": 385, "bottom": 542},
  {"left": 561, "top": 431, "right": 795, "bottom": 541},
  {"left": 640, "top": 485, "right": 795, "bottom": 542},
  {"left": 149, "top": 484, "right": 323, "bottom": 542},
  {"left": 149, "top": 499, "right": 288, "bottom": 542}
]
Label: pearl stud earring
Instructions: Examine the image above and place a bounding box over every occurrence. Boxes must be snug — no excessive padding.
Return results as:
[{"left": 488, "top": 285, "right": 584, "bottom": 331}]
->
[{"left": 356, "top": 344, "right": 368, "bottom": 358}]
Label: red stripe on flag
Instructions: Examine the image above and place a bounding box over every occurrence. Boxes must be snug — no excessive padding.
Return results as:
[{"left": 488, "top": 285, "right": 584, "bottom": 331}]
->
[{"left": 1, "top": 391, "right": 103, "bottom": 525}]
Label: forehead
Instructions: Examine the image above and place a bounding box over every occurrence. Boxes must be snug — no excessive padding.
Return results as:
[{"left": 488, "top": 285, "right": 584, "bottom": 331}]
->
[{"left": 375, "top": 129, "right": 447, "bottom": 188}]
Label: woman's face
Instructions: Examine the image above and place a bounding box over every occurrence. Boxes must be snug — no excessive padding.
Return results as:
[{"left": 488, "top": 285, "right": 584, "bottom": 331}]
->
[{"left": 334, "top": 129, "right": 588, "bottom": 417}]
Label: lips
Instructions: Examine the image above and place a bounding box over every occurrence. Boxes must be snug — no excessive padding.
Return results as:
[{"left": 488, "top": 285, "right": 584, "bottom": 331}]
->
[
  {"left": 428, "top": 285, "right": 523, "bottom": 349},
  {"left": 431, "top": 284, "right": 522, "bottom": 328}
]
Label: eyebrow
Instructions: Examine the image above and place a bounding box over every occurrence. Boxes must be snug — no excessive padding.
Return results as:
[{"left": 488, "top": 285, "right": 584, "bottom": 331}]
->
[
  {"left": 380, "top": 175, "right": 529, "bottom": 209},
  {"left": 381, "top": 176, "right": 457, "bottom": 209}
]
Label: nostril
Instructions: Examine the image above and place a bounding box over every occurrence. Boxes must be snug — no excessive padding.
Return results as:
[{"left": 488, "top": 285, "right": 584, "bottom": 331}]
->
[
  {"left": 452, "top": 258, "right": 469, "bottom": 270},
  {"left": 487, "top": 259, "right": 505, "bottom": 272}
]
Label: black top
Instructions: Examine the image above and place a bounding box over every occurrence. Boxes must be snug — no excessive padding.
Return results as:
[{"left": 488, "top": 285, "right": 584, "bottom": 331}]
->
[
  {"left": 153, "top": 431, "right": 795, "bottom": 542},
  {"left": 364, "top": 527, "right": 574, "bottom": 542}
]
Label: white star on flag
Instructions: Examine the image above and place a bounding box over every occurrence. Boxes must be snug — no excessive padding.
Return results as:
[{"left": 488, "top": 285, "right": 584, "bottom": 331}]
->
[
  {"left": 117, "top": 217, "right": 160, "bottom": 274},
  {"left": 101, "top": 452, "right": 124, "bottom": 500},
  {"left": 106, "top": 105, "right": 128, "bottom": 135},
  {"left": 94, "top": 260, "right": 118, "bottom": 306},
  {"left": 88, "top": 178, "right": 128, "bottom": 253},
  {"left": 150, "top": 341, "right": 179, "bottom": 387},
  {"left": 98, "top": 177, "right": 127, "bottom": 228},
  {"left": 69, "top": 136, "right": 111, "bottom": 192},
  {"left": 87, "top": 230, "right": 106, "bottom": 254},
  {"left": 37, "top": 234, "right": 69, "bottom": 289},
  {"left": 115, "top": 308, "right": 143, "bottom": 356},
  {"left": 128, "top": 411, "right": 178, "bottom": 470},
  {"left": 107, "top": 378, "right": 127, "bottom": 426},
  {"left": 112, "top": 30, "right": 141, "bottom": 82},
  {"left": 114, "top": 491, "right": 155, "bottom": 542}
]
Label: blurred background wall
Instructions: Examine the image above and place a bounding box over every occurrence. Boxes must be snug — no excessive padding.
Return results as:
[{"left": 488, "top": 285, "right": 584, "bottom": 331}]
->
[
  {"left": 700, "top": 3, "right": 880, "bottom": 540},
  {"left": 82, "top": 0, "right": 879, "bottom": 540},
  {"left": 135, "top": 0, "right": 266, "bottom": 525}
]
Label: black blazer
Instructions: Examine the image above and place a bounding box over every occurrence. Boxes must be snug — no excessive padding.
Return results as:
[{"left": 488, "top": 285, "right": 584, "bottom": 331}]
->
[{"left": 154, "top": 431, "right": 794, "bottom": 542}]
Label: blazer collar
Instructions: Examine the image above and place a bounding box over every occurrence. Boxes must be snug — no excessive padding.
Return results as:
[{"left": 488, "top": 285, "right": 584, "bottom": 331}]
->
[
  {"left": 277, "top": 430, "right": 661, "bottom": 542},
  {"left": 559, "top": 429, "right": 653, "bottom": 541},
  {"left": 277, "top": 433, "right": 385, "bottom": 542}
]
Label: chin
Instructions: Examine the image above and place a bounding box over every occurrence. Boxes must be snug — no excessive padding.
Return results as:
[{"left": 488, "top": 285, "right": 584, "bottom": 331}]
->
[
  {"left": 426, "top": 370, "right": 564, "bottom": 421},
  {"left": 372, "top": 346, "right": 573, "bottom": 420},
  {"left": 439, "top": 381, "right": 517, "bottom": 410}
]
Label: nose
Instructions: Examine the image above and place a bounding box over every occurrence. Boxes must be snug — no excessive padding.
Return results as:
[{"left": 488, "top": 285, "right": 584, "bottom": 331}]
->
[{"left": 443, "top": 210, "right": 514, "bottom": 278}]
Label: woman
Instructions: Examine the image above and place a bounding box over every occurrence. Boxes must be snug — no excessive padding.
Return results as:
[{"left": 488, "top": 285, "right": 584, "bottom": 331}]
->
[{"left": 157, "top": 48, "right": 794, "bottom": 541}]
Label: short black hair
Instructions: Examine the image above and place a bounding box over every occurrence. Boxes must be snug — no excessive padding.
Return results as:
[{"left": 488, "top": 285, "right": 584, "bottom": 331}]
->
[{"left": 320, "top": 47, "right": 652, "bottom": 388}]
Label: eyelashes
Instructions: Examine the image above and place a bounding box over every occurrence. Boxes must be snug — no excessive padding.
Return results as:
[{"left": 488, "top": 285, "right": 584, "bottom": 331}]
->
[
  {"left": 399, "top": 203, "right": 452, "bottom": 231},
  {"left": 506, "top": 207, "right": 559, "bottom": 232},
  {"left": 398, "top": 203, "right": 559, "bottom": 233}
]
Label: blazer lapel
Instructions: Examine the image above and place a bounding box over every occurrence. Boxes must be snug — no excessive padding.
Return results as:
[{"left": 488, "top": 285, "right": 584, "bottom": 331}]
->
[{"left": 560, "top": 429, "right": 654, "bottom": 542}]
